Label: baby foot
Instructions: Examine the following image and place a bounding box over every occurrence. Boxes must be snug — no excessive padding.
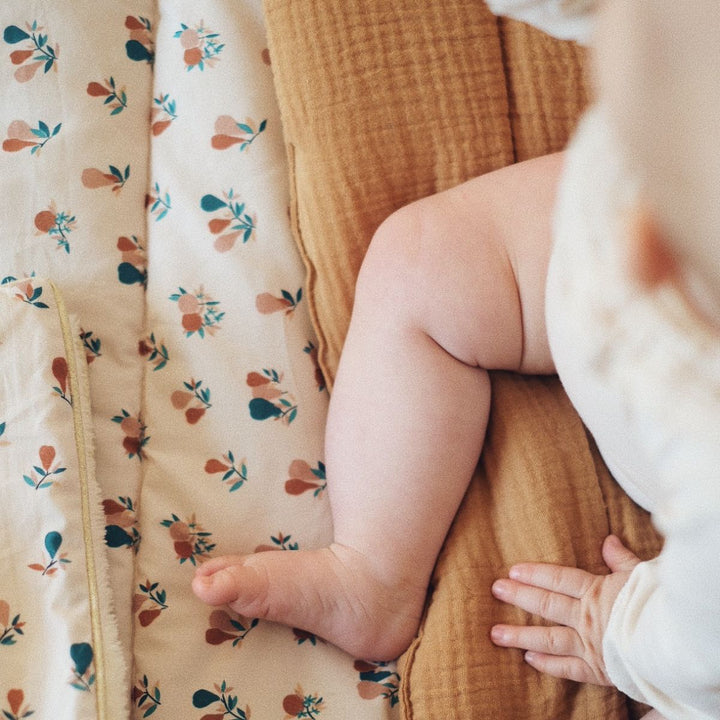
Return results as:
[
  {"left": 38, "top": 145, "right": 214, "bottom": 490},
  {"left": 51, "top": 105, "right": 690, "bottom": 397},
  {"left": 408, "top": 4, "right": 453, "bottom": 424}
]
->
[{"left": 191, "top": 543, "right": 427, "bottom": 661}]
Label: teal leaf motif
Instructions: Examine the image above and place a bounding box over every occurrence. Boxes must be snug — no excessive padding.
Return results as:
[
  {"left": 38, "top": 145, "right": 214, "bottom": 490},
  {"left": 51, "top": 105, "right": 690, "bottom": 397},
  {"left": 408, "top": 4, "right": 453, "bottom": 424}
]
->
[
  {"left": 3, "top": 25, "right": 30, "bottom": 44},
  {"left": 249, "top": 398, "right": 281, "bottom": 421},
  {"left": 126, "top": 39, "right": 153, "bottom": 63},
  {"left": 200, "top": 194, "right": 227, "bottom": 212},
  {"left": 118, "top": 262, "right": 146, "bottom": 286},
  {"left": 70, "top": 642, "right": 93, "bottom": 675},
  {"left": 44, "top": 531, "right": 62, "bottom": 559},
  {"left": 105, "top": 525, "right": 133, "bottom": 548},
  {"left": 192, "top": 689, "right": 220, "bottom": 708}
]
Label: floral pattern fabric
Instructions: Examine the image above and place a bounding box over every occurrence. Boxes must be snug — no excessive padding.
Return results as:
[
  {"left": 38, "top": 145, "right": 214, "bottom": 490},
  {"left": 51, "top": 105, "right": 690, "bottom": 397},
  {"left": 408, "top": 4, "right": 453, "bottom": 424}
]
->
[
  {"left": 0, "top": 280, "right": 127, "bottom": 719},
  {"left": 0, "top": 0, "right": 154, "bottom": 707},
  {"left": 0, "top": 1, "right": 399, "bottom": 718}
]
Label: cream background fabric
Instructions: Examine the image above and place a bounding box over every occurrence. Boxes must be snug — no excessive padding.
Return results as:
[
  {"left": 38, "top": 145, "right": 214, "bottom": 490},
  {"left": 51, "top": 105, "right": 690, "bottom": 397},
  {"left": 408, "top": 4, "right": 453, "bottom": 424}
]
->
[{"left": 0, "top": 1, "right": 399, "bottom": 717}]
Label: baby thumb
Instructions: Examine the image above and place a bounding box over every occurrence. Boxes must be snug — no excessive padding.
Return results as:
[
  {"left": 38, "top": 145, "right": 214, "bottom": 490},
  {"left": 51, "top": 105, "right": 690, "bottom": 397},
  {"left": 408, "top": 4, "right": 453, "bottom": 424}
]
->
[{"left": 602, "top": 534, "right": 641, "bottom": 574}]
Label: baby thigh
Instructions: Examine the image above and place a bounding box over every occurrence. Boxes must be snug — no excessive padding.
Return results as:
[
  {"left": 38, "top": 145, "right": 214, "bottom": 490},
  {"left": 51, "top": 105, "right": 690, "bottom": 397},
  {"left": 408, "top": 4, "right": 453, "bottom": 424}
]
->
[{"left": 359, "top": 152, "right": 563, "bottom": 375}]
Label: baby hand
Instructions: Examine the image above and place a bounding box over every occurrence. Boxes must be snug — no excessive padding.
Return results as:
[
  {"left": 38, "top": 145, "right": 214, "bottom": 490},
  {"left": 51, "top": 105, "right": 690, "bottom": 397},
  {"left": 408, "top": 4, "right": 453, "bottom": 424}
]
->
[{"left": 490, "top": 534, "right": 641, "bottom": 685}]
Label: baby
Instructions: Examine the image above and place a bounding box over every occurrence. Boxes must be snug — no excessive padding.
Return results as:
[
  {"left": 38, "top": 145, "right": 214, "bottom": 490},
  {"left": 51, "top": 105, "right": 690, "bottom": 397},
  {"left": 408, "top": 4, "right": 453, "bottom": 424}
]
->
[{"left": 193, "top": 1, "right": 720, "bottom": 717}]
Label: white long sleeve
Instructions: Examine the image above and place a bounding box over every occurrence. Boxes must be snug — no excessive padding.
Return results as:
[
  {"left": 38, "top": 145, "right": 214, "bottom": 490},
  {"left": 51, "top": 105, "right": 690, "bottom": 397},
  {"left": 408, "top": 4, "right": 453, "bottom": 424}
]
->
[
  {"left": 548, "top": 109, "right": 720, "bottom": 719},
  {"left": 603, "top": 483, "right": 720, "bottom": 719},
  {"left": 485, "top": 0, "right": 595, "bottom": 43}
]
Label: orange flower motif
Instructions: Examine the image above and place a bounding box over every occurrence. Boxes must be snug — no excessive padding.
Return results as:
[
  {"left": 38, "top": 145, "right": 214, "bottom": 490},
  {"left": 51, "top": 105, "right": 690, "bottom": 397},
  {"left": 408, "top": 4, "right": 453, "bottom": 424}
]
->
[
  {"left": 171, "top": 378, "right": 211, "bottom": 424},
  {"left": 4, "top": 687, "right": 32, "bottom": 719},
  {"left": 282, "top": 687, "right": 324, "bottom": 719},
  {"left": 112, "top": 410, "right": 149, "bottom": 460},
  {"left": 81, "top": 164, "right": 129, "bottom": 192},
  {"left": 0, "top": 600, "right": 25, "bottom": 646},
  {"left": 161, "top": 514, "right": 215, "bottom": 566},
  {"left": 3, "top": 119, "right": 60, "bottom": 155},
  {"left": 200, "top": 191, "right": 256, "bottom": 252},
  {"left": 34, "top": 203, "right": 76, "bottom": 253},
  {"left": 355, "top": 659, "right": 400, "bottom": 706},
  {"left": 22, "top": 445, "right": 66, "bottom": 490},
  {"left": 4, "top": 21, "right": 58, "bottom": 83},
  {"left": 27, "top": 531, "right": 70, "bottom": 575},
  {"left": 256, "top": 288, "right": 302, "bottom": 316},
  {"left": 86, "top": 77, "right": 127, "bottom": 115},
  {"left": 285, "top": 459, "right": 326, "bottom": 497},
  {"left": 125, "top": 16, "right": 154, "bottom": 64},
  {"left": 247, "top": 369, "right": 298, "bottom": 424},
  {"left": 205, "top": 609, "right": 258, "bottom": 648},
  {"left": 211, "top": 115, "right": 266, "bottom": 152},
  {"left": 204, "top": 452, "right": 248, "bottom": 492},
  {"left": 117, "top": 235, "right": 147, "bottom": 285},
  {"left": 151, "top": 93, "right": 177, "bottom": 135},
  {"left": 33, "top": 209, "right": 55, "bottom": 232},
  {"left": 51, "top": 356, "right": 71, "bottom": 404},
  {"left": 303, "top": 341, "right": 326, "bottom": 391},
  {"left": 170, "top": 287, "right": 224, "bottom": 338},
  {"left": 132, "top": 579, "right": 168, "bottom": 627},
  {"left": 174, "top": 23, "right": 224, "bottom": 71}
]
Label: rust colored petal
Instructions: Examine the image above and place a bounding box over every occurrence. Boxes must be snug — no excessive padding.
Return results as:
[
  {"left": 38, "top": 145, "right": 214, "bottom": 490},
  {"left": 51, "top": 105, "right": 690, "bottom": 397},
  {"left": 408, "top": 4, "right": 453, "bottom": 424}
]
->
[
  {"left": 52, "top": 356, "right": 68, "bottom": 394},
  {"left": 183, "top": 47, "right": 202, "bottom": 67},
  {"left": 357, "top": 681, "right": 387, "bottom": 700},
  {"left": 102, "top": 499, "right": 126, "bottom": 516},
  {"left": 138, "top": 608, "right": 162, "bottom": 626},
  {"left": 204, "top": 459, "right": 229, "bottom": 474},
  {"left": 169, "top": 521, "right": 190, "bottom": 542},
  {"left": 10, "top": 49, "right": 34, "bottom": 65},
  {"left": 174, "top": 540, "right": 194, "bottom": 559},
  {"left": 3, "top": 138, "right": 36, "bottom": 152},
  {"left": 211, "top": 134, "right": 243, "bottom": 150},
  {"left": 208, "top": 608, "right": 236, "bottom": 632},
  {"left": 208, "top": 218, "right": 232, "bottom": 235},
  {"left": 282, "top": 694, "right": 305, "bottom": 716},
  {"left": 185, "top": 407, "right": 206, "bottom": 424},
  {"left": 255, "top": 293, "right": 292, "bottom": 315},
  {"left": 39, "top": 445, "right": 56, "bottom": 471},
  {"left": 87, "top": 81, "right": 110, "bottom": 97},
  {"left": 181, "top": 313, "right": 203, "bottom": 333},
  {"left": 284, "top": 478, "right": 319, "bottom": 496},
  {"left": 81, "top": 168, "right": 117, "bottom": 189},
  {"left": 35, "top": 210, "right": 56, "bottom": 233},
  {"left": 125, "top": 16, "right": 146, "bottom": 30},
  {"left": 151, "top": 120, "right": 172, "bottom": 136},
  {"left": 170, "top": 390, "right": 193, "bottom": 410},
  {"left": 7, "top": 688, "right": 24, "bottom": 715},
  {"left": 246, "top": 371, "right": 270, "bottom": 387}
]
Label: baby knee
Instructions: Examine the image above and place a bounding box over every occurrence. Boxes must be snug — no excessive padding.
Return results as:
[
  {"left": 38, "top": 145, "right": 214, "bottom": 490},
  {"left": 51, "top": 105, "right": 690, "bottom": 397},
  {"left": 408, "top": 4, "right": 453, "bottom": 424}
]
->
[{"left": 355, "top": 199, "right": 439, "bottom": 311}]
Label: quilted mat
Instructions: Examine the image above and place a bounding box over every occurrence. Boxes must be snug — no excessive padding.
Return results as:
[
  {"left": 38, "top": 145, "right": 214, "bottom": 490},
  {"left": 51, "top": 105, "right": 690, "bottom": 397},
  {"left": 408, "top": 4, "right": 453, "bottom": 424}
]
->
[{"left": 0, "top": 2, "right": 399, "bottom": 718}]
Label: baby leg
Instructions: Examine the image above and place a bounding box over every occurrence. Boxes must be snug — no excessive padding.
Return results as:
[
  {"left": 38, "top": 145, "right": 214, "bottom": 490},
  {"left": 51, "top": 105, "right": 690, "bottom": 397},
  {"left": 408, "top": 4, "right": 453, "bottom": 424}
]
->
[{"left": 192, "top": 153, "right": 563, "bottom": 660}]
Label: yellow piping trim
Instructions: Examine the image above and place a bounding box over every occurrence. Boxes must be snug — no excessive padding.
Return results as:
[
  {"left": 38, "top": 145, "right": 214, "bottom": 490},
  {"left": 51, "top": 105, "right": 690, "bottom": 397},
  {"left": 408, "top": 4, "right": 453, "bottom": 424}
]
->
[{"left": 51, "top": 282, "right": 107, "bottom": 720}]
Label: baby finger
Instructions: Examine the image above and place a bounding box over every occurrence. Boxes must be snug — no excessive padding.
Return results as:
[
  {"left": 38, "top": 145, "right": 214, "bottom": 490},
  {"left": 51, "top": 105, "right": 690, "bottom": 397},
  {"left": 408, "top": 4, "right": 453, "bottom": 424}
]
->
[{"left": 491, "top": 623, "right": 581, "bottom": 658}]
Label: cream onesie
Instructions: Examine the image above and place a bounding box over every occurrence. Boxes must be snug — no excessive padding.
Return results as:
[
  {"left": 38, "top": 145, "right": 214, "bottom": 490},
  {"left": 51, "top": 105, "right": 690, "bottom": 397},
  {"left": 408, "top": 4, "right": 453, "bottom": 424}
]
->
[{"left": 488, "top": 1, "right": 720, "bottom": 718}]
